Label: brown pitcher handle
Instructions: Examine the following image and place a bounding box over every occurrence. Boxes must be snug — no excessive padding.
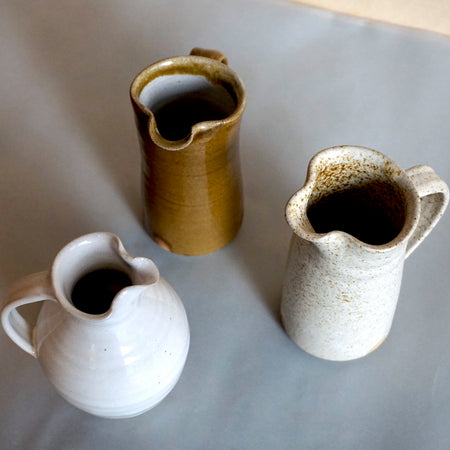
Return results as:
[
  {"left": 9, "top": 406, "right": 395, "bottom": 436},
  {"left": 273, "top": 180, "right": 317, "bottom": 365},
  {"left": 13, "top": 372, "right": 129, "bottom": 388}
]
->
[{"left": 190, "top": 47, "right": 228, "bottom": 65}]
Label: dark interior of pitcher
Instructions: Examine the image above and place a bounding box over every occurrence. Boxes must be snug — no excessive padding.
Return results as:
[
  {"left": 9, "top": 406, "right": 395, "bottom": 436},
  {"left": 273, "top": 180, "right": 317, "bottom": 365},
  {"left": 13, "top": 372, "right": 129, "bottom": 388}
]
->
[
  {"left": 70, "top": 268, "right": 132, "bottom": 315},
  {"left": 307, "top": 178, "right": 407, "bottom": 245},
  {"left": 139, "top": 74, "right": 237, "bottom": 141}
]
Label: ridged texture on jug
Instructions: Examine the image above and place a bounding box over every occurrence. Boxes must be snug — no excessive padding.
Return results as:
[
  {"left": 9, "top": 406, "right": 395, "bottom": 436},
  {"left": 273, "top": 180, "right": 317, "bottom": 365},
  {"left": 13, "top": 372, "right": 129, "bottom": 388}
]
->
[
  {"left": 36, "top": 279, "right": 189, "bottom": 418},
  {"left": 34, "top": 233, "right": 190, "bottom": 418}
]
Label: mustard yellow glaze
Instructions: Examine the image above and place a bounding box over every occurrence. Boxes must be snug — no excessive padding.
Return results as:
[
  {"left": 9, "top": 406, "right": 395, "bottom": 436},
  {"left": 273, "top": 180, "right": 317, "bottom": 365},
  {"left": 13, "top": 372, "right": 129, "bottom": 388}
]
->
[{"left": 130, "top": 50, "right": 246, "bottom": 255}]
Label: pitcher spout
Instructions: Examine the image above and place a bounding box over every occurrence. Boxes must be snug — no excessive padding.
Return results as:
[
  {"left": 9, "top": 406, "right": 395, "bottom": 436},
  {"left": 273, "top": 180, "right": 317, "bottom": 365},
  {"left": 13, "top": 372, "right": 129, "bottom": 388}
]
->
[
  {"left": 107, "top": 255, "right": 160, "bottom": 320},
  {"left": 285, "top": 154, "right": 351, "bottom": 250},
  {"left": 107, "top": 253, "right": 161, "bottom": 320}
]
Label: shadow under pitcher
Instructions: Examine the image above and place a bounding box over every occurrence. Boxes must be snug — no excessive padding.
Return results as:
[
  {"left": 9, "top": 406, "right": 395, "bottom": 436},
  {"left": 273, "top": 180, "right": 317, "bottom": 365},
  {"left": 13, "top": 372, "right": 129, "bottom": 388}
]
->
[{"left": 130, "top": 48, "right": 246, "bottom": 255}]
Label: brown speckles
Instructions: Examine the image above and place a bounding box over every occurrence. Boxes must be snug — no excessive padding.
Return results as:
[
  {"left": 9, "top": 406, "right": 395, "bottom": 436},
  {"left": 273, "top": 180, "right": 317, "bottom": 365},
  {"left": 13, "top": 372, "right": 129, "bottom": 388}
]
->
[{"left": 281, "top": 146, "right": 448, "bottom": 361}]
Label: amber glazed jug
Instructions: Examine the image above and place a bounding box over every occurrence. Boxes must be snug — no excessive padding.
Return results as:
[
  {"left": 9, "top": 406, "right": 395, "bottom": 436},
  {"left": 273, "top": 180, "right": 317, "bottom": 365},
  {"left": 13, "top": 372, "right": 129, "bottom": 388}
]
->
[{"left": 130, "top": 48, "right": 246, "bottom": 255}]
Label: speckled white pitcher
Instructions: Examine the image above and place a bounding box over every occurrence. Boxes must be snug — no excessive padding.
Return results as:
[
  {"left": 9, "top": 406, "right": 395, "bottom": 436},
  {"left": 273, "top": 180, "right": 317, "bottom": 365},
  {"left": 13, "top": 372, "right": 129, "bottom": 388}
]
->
[{"left": 281, "top": 146, "right": 448, "bottom": 361}]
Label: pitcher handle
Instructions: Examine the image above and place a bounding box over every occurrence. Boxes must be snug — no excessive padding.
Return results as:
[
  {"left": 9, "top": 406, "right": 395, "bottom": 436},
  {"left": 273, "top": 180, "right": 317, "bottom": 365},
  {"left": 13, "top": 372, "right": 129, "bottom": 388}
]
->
[
  {"left": 405, "top": 165, "right": 449, "bottom": 258},
  {"left": 190, "top": 47, "right": 228, "bottom": 65},
  {"left": 1, "top": 271, "right": 57, "bottom": 357}
]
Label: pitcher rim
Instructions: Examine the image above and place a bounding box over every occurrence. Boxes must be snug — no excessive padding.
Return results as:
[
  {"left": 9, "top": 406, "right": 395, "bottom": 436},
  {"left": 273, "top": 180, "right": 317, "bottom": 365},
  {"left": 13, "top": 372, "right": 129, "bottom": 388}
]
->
[
  {"left": 50, "top": 232, "right": 159, "bottom": 321},
  {"left": 285, "top": 145, "right": 421, "bottom": 252},
  {"left": 129, "top": 54, "right": 247, "bottom": 150}
]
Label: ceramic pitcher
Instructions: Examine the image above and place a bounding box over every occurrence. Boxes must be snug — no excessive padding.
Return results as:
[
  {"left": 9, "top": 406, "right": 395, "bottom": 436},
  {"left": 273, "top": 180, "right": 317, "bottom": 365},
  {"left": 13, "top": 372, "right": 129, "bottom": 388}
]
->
[
  {"left": 1, "top": 233, "right": 190, "bottom": 418},
  {"left": 281, "top": 146, "right": 449, "bottom": 361},
  {"left": 130, "top": 48, "right": 246, "bottom": 255}
]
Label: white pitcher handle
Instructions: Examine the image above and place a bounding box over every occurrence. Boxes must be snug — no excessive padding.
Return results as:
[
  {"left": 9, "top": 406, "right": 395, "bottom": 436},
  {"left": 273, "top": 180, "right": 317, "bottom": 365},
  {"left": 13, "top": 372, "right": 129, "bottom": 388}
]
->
[
  {"left": 405, "top": 165, "right": 449, "bottom": 258},
  {"left": 1, "top": 271, "right": 57, "bottom": 357}
]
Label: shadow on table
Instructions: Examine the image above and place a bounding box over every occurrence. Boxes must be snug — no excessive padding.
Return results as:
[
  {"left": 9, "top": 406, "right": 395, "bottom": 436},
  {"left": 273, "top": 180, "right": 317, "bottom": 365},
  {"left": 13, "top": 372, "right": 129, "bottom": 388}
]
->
[
  {"left": 228, "top": 137, "right": 297, "bottom": 322},
  {"left": 3, "top": 2, "right": 176, "bottom": 226}
]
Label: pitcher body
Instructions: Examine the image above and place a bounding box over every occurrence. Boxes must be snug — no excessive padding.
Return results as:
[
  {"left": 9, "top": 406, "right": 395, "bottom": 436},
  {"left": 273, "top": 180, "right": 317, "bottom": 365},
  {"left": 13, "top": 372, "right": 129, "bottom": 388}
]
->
[
  {"left": 281, "top": 146, "right": 448, "bottom": 361},
  {"left": 1, "top": 233, "right": 190, "bottom": 418},
  {"left": 130, "top": 48, "right": 246, "bottom": 255}
]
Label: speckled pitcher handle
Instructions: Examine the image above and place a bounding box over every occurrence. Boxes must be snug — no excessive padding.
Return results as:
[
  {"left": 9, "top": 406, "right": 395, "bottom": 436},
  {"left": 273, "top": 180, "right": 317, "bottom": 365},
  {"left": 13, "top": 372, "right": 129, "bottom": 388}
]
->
[
  {"left": 1, "top": 271, "right": 57, "bottom": 357},
  {"left": 405, "top": 165, "right": 449, "bottom": 258},
  {"left": 190, "top": 47, "right": 228, "bottom": 65}
]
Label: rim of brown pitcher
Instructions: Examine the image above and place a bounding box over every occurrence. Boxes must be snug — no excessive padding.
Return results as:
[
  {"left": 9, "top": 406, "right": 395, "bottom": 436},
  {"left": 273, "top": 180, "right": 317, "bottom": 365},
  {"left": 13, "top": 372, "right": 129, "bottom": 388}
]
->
[{"left": 130, "top": 54, "right": 247, "bottom": 150}]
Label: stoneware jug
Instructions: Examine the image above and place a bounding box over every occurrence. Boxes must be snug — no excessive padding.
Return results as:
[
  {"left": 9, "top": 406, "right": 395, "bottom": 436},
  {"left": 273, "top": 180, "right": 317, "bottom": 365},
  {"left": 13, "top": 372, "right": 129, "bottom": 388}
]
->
[
  {"left": 130, "top": 48, "right": 246, "bottom": 255},
  {"left": 1, "top": 233, "right": 190, "bottom": 418},
  {"left": 281, "top": 146, "right": 448, "bottom": 361}
]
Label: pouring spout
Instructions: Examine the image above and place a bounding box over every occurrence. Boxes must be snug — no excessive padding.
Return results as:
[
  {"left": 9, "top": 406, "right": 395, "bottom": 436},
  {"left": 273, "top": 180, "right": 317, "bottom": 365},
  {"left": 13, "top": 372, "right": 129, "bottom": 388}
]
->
[
  {"left": 124, "top": 256, "right": 160, "bottom": 286},
  {"left": 90, "top": 256, "right": 161, "bottom": 322},
  {"left": 103, "top": 232, "right": 160, "bottom": 287},
  {"left": 107, "top": 239, "right": 161, "bottom": 320},
  {"left": 285, "top": 185, "right": 352, "bottom": 252},
  {"left": 285, "top": 185, "right": 316, "bottom": 238}
]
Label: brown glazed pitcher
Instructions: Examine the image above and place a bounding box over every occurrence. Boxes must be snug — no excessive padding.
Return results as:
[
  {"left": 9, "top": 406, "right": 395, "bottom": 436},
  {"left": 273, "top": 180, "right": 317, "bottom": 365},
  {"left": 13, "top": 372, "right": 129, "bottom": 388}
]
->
[{"left": 130, "top": 48, "right": 246, "bottom": 255}]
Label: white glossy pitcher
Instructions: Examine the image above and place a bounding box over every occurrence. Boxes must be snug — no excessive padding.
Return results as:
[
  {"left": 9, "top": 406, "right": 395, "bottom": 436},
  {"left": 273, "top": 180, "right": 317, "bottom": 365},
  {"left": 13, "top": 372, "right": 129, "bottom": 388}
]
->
[
  {"left": 1, "top": 232, "right": 190, "bottom": 418},
  {"left": 281, "top": 146, "right": 448, "bottom": 361}
]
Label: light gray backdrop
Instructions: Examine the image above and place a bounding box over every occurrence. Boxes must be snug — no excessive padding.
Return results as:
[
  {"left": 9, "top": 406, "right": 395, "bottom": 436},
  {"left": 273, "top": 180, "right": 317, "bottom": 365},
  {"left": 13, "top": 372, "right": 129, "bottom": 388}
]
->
[{"left": 1, "top": 1, "right": 449, "bottom": 449}]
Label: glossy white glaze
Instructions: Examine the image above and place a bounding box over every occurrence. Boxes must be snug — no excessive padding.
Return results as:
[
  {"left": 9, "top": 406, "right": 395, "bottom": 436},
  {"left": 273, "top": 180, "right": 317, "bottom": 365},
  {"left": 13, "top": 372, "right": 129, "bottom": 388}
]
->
[{"left": 1, "top": 233, "right": 190, "bottom": 418}]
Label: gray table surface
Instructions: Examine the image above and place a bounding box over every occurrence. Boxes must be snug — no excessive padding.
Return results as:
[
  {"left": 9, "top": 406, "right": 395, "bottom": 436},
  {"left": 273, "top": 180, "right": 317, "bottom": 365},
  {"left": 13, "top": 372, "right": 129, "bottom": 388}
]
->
[{"left": 1, "top": 1, "right": 449, "bottom": 449}]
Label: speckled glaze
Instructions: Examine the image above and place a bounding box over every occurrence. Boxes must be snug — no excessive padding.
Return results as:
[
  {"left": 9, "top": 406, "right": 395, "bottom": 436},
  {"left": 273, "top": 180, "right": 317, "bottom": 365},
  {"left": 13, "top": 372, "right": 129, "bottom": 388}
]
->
[
  {"left": 130, "top": 48, "right": 246, "bottom": 255},
  {"left": 281, "top": 146, "right": 449, "bottom": 361},
  {"left": 1, "top": 233, "right": 190, "bottom": 418}
]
